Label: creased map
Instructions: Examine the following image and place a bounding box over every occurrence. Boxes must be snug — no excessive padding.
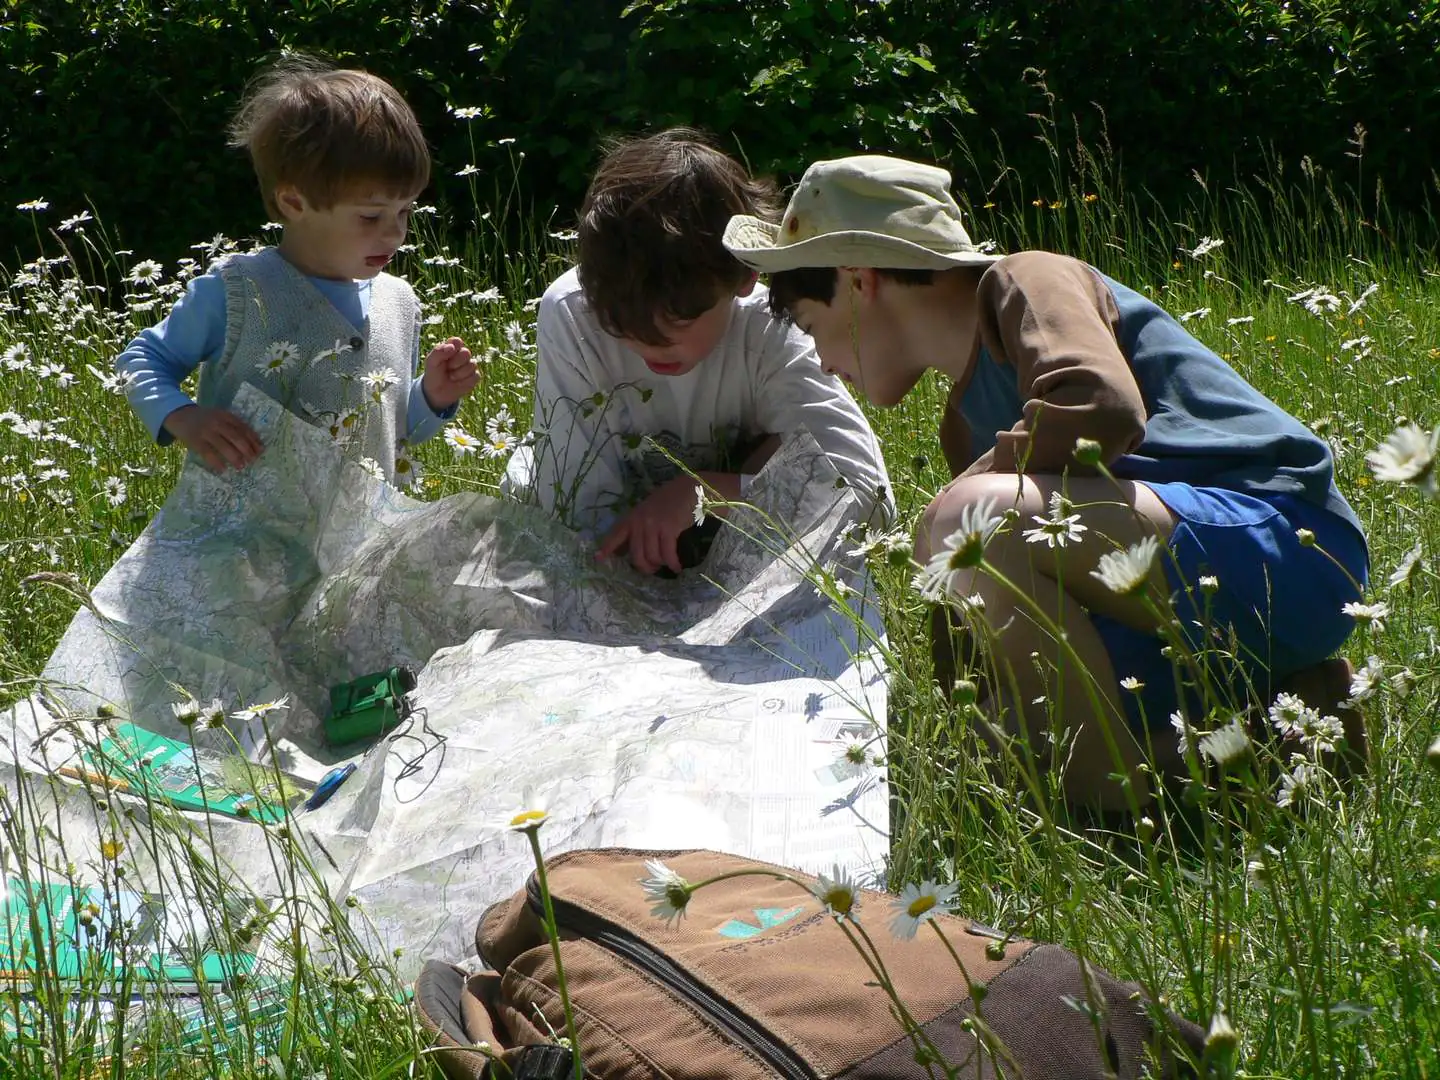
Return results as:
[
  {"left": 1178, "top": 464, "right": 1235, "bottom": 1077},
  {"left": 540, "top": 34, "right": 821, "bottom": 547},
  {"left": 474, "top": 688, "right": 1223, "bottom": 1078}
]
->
[{"left": 3, "top": 384, "right": 889, "bottom": 980}]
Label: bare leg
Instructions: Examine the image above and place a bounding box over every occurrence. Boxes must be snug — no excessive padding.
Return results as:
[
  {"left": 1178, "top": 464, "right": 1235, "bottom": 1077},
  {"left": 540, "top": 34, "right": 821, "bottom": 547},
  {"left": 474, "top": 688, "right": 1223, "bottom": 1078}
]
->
[{"left": 918, "top": 472, "right": 1178, "bottom": 811}]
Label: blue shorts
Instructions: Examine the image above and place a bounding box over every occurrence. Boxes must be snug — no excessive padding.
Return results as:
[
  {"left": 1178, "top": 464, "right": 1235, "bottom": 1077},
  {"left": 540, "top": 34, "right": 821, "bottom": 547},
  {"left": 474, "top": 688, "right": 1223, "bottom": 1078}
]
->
[{"left": 1090, "top": 485, "right": 1368, "bottom": 737}]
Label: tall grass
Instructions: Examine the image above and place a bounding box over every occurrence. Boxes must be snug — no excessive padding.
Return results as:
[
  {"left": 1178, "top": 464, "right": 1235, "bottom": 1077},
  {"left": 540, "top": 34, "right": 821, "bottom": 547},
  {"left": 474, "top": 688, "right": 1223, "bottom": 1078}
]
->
[{"left": 0, "top": 119, "right": 1438, "bottom": 1078}]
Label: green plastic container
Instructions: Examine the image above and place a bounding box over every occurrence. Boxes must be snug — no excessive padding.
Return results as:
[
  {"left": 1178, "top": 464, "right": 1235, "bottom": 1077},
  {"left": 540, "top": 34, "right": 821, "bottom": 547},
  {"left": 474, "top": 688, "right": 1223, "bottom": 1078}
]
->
[{"left": 322, "top": 666, "right": 416, "bottom": 746}]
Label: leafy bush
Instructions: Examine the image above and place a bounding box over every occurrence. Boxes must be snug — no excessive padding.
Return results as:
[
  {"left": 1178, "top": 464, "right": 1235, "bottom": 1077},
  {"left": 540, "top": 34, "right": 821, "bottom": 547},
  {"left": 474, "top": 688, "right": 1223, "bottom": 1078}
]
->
[{"left": 2, "top": 0, "right": 1437, "bottom": 269}]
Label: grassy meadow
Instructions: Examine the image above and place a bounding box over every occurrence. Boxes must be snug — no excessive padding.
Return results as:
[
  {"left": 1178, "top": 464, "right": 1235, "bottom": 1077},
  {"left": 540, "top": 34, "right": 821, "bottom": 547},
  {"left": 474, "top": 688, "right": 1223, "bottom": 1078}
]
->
[{"left": 1, "top": 123, "right": 1439, "bottom": 1078}]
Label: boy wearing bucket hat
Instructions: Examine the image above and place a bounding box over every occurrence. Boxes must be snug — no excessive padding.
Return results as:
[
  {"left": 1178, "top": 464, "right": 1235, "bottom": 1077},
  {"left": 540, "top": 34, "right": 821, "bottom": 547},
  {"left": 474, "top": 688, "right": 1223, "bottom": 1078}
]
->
[
  {"left": 504, "top": 130, "right": 892, "bottom": 576},
  {"left": 725, "top": 155, "right": 1368, "bottom": 808}
]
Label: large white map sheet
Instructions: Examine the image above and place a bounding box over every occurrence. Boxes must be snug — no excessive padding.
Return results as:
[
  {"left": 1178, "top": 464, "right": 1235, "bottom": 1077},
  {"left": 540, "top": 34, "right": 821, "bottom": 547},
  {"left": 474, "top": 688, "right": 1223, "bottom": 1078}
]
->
[{"left": 3, "top": 385, "right": 889, "bottom": 979}]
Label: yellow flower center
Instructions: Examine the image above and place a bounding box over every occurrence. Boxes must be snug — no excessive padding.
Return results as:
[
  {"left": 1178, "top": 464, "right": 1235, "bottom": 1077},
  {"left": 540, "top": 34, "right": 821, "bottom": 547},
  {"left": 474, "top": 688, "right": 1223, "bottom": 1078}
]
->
[
  {"left": 822, "top": 887, "right": 855, "bottom": 916},
  {"left": 509, "top": 808, "right": 547, "bottom": 828},
  {"left": 906, "top": 894, "right": 937, "bottom": 919}
]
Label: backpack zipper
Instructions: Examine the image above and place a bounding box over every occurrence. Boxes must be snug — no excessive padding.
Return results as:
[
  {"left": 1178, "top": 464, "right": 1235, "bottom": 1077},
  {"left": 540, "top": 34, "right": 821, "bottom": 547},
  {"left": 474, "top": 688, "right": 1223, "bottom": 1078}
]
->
[{"left": 526, "top": 878, "right": 817, "bottom": 1080}]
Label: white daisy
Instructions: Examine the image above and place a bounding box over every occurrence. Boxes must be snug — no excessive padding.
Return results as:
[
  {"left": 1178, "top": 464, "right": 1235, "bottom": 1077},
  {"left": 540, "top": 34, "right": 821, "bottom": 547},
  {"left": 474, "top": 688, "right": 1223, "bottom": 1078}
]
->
[
  {"left": 15, "top": 199, "right": 48, "bottom": 212},
  {"left": 101, "top": 476, "right": 127, "bottom": 507},
  {"left": 356, "top": 457, "right": 386, "bottom": 481},
  {"left": 170, "top": 698, "right": 200, "bottom": 725},
  {"left": 59, "top": 211, "right": 93, "bottom": 232},
  {"left": 1276, "top": 760, "right": 1322, "bottom": 808},
  {"left": 393, "top": 451, "right": 423, "bottom": 488},
  {"left": 692, "top": 484, "right": 706, "bottom": 527},
  {"left": 233, "top": 695, "right": 291, "bottom": 722},
  {"left": 639, "top": 859, "right": 692, "bottom": 925},
  {"left": 2, "top": 343, "right": 30, "bottom": 371},
  {"left": 888, "top": 879, "right": 957, "bottom": 940},
  {"left": 916, "top": 497, "right": 1003, "bottom": 600},
  {"left": 506, "top": 805, "right": 549, "bottom": 834},
  {"left": 1171, "top": 711, "right": 1192, "bottom": 755},
  {"left": 1090, "top": 534, "right": 1161, "bottom": 596},
  {"left": 1023, "top": 507, "right": 1087, "bottom": 548},
  {"left": 1342, "top": 600, "right": 1390, "bottom": 633},
  {"left": 1198, "top": 718, "right": 1251, "bottom": 766},
  {"left": 445, "top": 425, "right": 479, "bottom": 457},
  {"left": 1388, "top": 543, "right": 1424, "bottom": 590},
  {"left": 1188, "top": 237, "right": 1225, "bottom": 258},
  {"left": 1365, "top": 423, "right": 1438, "bottom": 494},
  {"left": 126, "top": 260, "right": 163, "bottom": 287},
  {"left": 258, "top": 340, "right": 301, "bottom": 376},
  {"left": 360, "top": 368, "right": 399, "bottom": 396},
  {"left": 1346, "top": 655, "right": 1384, "bottom": 705},
  {"left": 810, "top": 864, "right": 861, "bottom": 922},
  {"left": 86, "top": 364, "right": 135, "bottom": 394}
]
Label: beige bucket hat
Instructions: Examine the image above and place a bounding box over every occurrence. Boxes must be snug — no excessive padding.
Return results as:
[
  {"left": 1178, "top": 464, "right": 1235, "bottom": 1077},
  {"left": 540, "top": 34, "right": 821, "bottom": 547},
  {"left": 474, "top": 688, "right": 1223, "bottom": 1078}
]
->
[{"left": 724, "top": 155, "right": 1001, "bottom": 273}]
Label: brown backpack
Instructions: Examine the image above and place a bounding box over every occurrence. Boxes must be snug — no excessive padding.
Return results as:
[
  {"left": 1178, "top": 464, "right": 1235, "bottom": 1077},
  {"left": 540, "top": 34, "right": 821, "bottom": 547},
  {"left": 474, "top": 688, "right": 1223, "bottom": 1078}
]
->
[{"left": 415, "top": 848, "right": 1206, "bottom": 1079}]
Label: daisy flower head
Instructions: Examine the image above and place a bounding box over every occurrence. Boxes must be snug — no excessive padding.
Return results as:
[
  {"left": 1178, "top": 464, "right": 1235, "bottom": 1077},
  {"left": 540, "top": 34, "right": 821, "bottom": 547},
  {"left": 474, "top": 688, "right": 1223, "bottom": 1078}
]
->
[
  {"left": 1276, "top": 760, "right": 1323, "bottom": 809},
  {"left": 357, "top": 457, "right": 386, "bottom": 482},
  {"left": 125, "top": 260, "right": 163, "bottom": 287},
  {"left": 810, "top": 863, "right": 862, "bottom": 922},
  {"left": 171, "top": 698, "right": 201, "bottom": 726},
  {"left": 59, "top": 211, "right": 93, "bottom": 232},
  {"left": 1091, "top": 534, "right": 1162, "bottom": 596},
  {"left": 1198, "top": 717, "right": 1251, "bottom": 767},
  {"left": 393, "top": 450, "right": 423, "bottom": 488},
  {"left": 1346, "top": 655, "right": 1384, "bottom": 705},
  {"left": 101, "top": 476, "right": 127, "bottom": 507},
  {"left": 86, "top": 364, "right": 135, "bottom": 395},
  {"left": 482, "top": 408, "right": 518, "bottom": 459},
  {"left": 1023, "top": 505, "right": 1087, "bottom": 549},
  {"left": 692, "top": 484, "right": 706, "bottom": 527},
  {"left": 2, "top": 343, "right": 30, "bottom": 371},
  {"left": 360, "top": 368, "right": 399, "bottom": 398},
  {"left": 16, "top": 199, "right": 49, "bottom": 213},
  {"left": 445, "top": 425, "right": 479, "bottom": 457},
  {"left": 506, "top": 805, "right": 549, "bottom": 834},
  {"left": 1389, "top": 543, "right": 1424, "bottom": 590},
  {"left": 1170, "top": 711, "right": 1192, "bottom": 756},
  {"left": 258, "top": 340, "right": 301, "bottom": 376},
  {"left": 639, "top": 859, "right": 693, "bottom": 925},
  {"left": 1342, "top": 600, "right": 1389, "bottom": 633},
  {"left": 1365, "top": 423, "right": 1438, "bottom": 495},
  {"left": 917, "top": 497, "right": 1003, "bottom": 600},
  {"left": 1268, "top": 692, "right": 1316, "bottom": 739},
  {"left": 234, "top": 695, "right": 291, "bottom": 722},
  {"left": 888, "top": 879, "right": 957, "bottom": 940}
]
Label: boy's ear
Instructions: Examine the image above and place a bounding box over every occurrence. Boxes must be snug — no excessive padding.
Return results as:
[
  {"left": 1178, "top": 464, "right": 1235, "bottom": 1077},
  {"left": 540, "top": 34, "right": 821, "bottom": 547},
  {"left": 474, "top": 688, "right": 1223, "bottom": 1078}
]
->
[
  {"left": 841, "top": 267, "right": 881, "bottom": 303},
  {"left": 734, "top": 271, "right": 760, "bottom": 299},
  {"left": 274, "top": 185, "right": 306, "bottom": 221}
]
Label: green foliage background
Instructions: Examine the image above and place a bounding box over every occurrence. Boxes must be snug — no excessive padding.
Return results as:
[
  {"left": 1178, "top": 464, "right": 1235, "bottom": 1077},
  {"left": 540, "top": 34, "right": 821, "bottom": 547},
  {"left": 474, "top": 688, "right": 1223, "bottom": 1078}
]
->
[{"left": 3, "top": 0, "right": 1438, "bottom": 268}]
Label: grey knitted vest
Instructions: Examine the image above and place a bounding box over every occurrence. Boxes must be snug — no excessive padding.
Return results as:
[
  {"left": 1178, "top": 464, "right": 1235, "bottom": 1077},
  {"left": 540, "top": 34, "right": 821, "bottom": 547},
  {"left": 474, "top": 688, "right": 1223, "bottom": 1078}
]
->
[{"left": 197, "top": 247, "right": 421, "bottom": 483}]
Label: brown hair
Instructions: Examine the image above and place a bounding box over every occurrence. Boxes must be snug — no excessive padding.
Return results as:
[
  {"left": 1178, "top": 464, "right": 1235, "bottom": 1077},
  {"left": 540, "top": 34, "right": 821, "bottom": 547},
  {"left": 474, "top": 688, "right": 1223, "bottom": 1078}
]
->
[
  {"left": 577, "top": 128, "right": 779, "bottom": 346},
  {"left": 228, "top": 54, "right": 430, "bottom": 220},
  {"left": 765, "top": 266, "right": 937, "bottom": 321}
]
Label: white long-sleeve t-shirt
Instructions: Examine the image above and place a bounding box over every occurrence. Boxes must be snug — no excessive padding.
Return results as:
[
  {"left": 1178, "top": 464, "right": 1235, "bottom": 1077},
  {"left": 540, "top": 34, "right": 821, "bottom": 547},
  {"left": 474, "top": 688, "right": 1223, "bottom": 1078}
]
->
[{"left": 508, "top": 268, "right": 893, "bottom": 537}]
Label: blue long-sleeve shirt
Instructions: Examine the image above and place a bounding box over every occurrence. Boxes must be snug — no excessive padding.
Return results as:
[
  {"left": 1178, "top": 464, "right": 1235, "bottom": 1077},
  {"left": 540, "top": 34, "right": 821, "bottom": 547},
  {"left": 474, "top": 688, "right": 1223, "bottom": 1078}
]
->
[{"left": 117, "top": 267, "right": 452, "bottom": 446}]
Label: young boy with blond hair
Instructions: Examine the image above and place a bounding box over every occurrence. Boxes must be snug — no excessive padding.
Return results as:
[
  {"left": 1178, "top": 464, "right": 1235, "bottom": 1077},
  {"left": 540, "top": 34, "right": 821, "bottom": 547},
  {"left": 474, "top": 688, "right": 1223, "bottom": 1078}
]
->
[
  {"left": 117, "top": 55, "right": 478, "bottom": 484},
  {"left": 506, "top": 129, "right": 892, "bottom": 575},
  {"left": 725, "top": 155, "right": 1368, "bottom": 808}
]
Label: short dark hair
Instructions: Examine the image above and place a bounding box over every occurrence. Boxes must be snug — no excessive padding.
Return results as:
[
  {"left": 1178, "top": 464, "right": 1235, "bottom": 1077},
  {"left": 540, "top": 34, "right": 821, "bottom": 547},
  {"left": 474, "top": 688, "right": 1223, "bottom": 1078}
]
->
[
  {"left": 229, "top": 54, "right": 430, "bottom": 220},
  {"left": 577, "top": 128, "right": 779, "bottom": 346},
  {"left": 766, "top": 266, "right": 936, "bottom": 320}
]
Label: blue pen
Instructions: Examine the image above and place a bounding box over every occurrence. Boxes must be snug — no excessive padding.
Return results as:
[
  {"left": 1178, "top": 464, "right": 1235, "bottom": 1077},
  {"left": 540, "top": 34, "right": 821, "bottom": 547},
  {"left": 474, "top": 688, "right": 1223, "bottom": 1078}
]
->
[{"left": 305, "top": 763, "right": 356, "bottom": 811}]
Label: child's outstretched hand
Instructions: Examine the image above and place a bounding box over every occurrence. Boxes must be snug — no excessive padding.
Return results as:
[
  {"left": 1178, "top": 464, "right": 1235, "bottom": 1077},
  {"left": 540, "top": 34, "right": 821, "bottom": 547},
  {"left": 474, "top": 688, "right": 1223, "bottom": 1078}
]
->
[
  {"left": 596, "top": 476, "right": 704, "bottom": 575},
  {"left": 162, "top": 405, "right": 263, "bottom": 473},
  {"left": 421, "top": 337, "right": 479, "bottom": 412}
]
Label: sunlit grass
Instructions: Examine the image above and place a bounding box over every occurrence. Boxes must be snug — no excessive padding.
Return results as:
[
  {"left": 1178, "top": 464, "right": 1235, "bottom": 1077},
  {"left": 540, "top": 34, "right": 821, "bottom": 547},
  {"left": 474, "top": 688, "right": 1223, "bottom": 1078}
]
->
[{"left": 1, "top": 129, "right": 1438, "bottom": 1076}]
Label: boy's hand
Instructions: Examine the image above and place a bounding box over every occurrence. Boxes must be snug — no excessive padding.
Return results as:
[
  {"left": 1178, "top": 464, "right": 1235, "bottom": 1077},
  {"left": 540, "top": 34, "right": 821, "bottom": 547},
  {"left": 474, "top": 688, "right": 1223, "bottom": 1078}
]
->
[
  {"left": 162, "top": 405, "right": 263, "bottom": 473},
  {"left": 421, "top": 337, "right": 479, "bottom": 412},
  {"left": 597, "top": 476, "right": 706, "bottom": 576}
]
